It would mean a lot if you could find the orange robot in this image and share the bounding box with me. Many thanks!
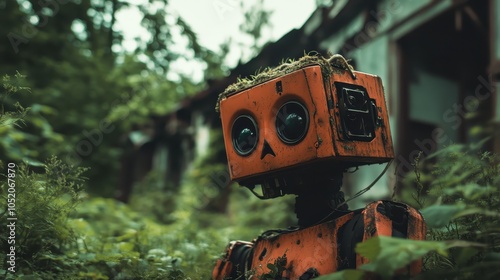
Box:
[212,54,426,279]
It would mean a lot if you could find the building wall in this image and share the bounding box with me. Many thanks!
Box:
[317,0,472,207]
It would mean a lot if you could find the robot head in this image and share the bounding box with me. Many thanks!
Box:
[217,55,394,198]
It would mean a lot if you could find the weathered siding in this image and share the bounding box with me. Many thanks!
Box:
[314,0,491,206]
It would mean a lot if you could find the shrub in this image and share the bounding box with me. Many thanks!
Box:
[316,143,500,280]
[0,157,87,279]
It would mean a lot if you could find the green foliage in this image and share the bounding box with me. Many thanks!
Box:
[1,1,290,279]
[127,169,179,224]
[106,68,203,130]
[0,157,230,279]
[317,143,500,279]
[0,73,61,166]
[356,236,486,279]
[258,253,287,280]
[1,0,231,195]
[420,203,500,229]
[4,104,498,279]
[0,128,291,279]
[239,0,273,55]
[314,270,364,280]
[11,2,497,279]
[400,144,500,278]
[0,157,87,278]
[66,197,226,279]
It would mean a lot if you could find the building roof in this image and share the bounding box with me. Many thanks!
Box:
[174,0,371,124]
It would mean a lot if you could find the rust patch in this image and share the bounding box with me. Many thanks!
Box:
[258,248,267,261]
[343,144,354,151]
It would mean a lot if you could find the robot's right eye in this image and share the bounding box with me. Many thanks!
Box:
[231,115,259,156]
[275,101,309,145]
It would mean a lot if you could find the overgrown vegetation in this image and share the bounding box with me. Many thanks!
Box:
[1,1,499,279]
[315,143,500,280]
[216,53,354,111]
[0,153,296,279]
[408,145,500,279]
[3,136,499,279]
[0,72,62,166]
[1,76,499,279]
[0,75,295,279]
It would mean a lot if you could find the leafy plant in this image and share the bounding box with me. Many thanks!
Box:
[0,73,62,166]
[410,144,500,279]
[0,157,87,278]
[315,143,500,279]
[258,254,288,280]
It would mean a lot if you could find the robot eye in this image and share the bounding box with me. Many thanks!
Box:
[231,115,259,156]
[275,101,309,145]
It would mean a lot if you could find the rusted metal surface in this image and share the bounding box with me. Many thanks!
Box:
[249,212,354,279]
[212,241,254,280]
[357,201,426,276]
[212,201,426,279]
[219,65,394,185]
[406,204,427,275]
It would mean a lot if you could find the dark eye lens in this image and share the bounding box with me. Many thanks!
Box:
[276,101,309,144]
[231,115,258,156]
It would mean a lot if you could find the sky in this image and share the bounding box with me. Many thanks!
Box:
[168,0,316,58]
[116,0,317,80]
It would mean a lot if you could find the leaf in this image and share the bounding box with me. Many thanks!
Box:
[29,103,56,115]
[455,208,500,219]
[118,242,135,253]
[355,236,487,279]
[421,204,500,228]
[469,137,492,151]
[443,183,497,200]
[454,247,479,266]
[420,204,466,228]
[314,270,364,280]
[426,144,465,159]
[355,236,449,279]
[22,158,45,167]
[266,263,278,275]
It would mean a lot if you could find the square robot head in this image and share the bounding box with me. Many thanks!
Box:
[217,55,394,198]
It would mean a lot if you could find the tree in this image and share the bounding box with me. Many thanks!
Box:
[0,0,228,195]
[238,0,273,62]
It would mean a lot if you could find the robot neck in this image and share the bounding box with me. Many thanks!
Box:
[294,171,349,228]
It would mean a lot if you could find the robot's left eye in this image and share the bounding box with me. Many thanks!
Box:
[231,115,259,156]
[275,101,309,145]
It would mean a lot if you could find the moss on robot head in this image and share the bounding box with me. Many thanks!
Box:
[215,53,355,112]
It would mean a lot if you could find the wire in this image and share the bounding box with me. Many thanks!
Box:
[309,160,394,228]
[336,160,394,210]
[248,186,267,199]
